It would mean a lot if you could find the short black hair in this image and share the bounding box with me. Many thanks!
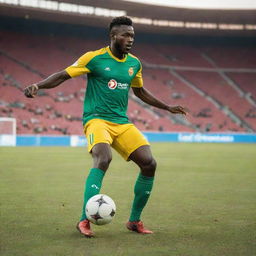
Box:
[109,16,133,32]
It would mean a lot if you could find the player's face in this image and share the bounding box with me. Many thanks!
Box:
[113,25,135,54]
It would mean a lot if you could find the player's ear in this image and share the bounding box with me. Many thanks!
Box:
[110,27,118,41]
[110,32,116,41]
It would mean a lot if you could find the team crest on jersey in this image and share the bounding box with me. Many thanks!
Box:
[128,67,134,76]
[108,79,117,90]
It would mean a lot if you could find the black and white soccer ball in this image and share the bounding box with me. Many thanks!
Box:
[85,194,116,225]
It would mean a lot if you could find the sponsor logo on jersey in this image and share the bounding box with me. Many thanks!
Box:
[108,79,118,89]
[108,79,128,90]
[128,67,134,76]
[117,83,129,90]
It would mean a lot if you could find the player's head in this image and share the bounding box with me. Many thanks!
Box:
[109,16,134,54]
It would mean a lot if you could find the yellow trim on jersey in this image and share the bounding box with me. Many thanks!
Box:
[65,47,108,77]
[131,65,143,87]
[128,52,143,88]
[106,46,128,62]
[128,52,140,61]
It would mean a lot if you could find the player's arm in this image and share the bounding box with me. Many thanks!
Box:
[24,70,71,98]
[24,51,94,98]
[132,87,187,115]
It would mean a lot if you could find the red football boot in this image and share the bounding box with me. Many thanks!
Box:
[76,219,94,238]
[126,220,153,234]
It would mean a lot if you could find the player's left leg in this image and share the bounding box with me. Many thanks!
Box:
[111,124,155,234]
[126,145,156,234]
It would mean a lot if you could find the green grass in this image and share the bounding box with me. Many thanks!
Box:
[0,143,256,256]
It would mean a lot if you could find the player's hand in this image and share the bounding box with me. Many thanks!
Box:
[24,84,39,98]
[167,105,187,115]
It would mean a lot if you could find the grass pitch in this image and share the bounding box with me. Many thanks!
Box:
[0,143,255,256]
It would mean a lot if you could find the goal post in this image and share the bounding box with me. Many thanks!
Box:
[0,117,17,146]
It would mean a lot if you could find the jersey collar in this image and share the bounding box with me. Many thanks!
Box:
[106,46,127,62]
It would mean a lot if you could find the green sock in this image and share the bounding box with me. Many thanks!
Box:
[80,168,105,221]
[129,173,154,222]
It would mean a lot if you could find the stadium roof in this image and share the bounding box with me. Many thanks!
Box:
[0,0,255,36]
[122,0,256,10]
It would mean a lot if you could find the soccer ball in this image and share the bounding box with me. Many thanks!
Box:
[85,194,116,225]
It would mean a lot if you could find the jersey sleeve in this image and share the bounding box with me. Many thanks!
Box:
[65,51,95,77]
[131,62,143,88]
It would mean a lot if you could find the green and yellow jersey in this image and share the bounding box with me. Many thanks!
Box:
[65,46,143,125]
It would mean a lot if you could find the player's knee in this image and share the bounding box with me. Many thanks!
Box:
[151,158,157,171]
[148,157,157,173]
[141,157,157,176]
[96,154,112,171]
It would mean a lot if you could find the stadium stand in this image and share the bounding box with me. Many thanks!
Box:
[1,28,255,135]
[202,46,256,69]
[136,44,213,68]
[227,73,256,100]
[178,71,255,130]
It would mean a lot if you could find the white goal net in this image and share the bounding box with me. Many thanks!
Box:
[0,117,16,146]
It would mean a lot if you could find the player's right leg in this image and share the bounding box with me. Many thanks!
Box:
[77,143,112,237]
[77,119,113,237]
